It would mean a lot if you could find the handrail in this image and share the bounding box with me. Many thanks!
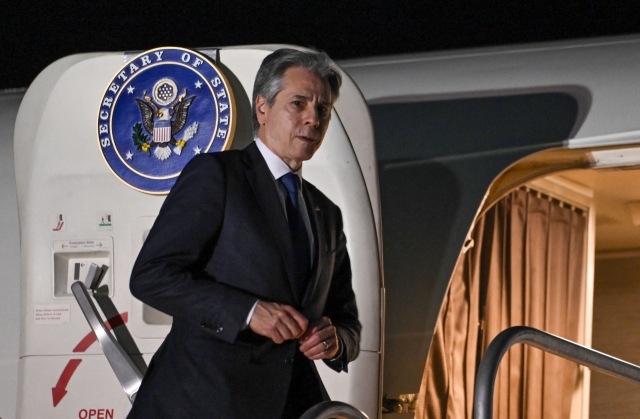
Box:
[71,281,144,403]
[474,326,640,419]
[299,401,371,419]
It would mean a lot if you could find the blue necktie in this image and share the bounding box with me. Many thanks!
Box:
[279,173,311,293]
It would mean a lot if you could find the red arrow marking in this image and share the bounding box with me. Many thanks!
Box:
[52,359,82,407]
[72,312,128,353]
[52,312,129,407]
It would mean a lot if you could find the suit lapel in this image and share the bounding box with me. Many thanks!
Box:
[301,185,326,307]
[242,144,300,304]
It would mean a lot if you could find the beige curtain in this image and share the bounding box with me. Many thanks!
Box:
[416,188,587,419]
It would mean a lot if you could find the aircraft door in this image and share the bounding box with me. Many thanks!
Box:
[13,46,381,419]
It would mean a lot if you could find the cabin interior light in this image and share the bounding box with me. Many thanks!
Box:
[589,147,640,169]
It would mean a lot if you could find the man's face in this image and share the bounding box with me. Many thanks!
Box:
[256,67,333,170]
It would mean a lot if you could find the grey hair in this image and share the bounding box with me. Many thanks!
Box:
[251,48,342,137]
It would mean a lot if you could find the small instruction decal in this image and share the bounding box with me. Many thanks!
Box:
[53,239,110,251]
[35,304,70,324]
[51,213,66,232]
[97,212,113,231]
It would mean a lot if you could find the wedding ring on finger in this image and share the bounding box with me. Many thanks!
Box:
[323,340,329,350]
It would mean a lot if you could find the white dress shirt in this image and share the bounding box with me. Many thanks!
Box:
[245,138,315,325]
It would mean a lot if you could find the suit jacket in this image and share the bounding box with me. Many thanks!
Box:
[127,142,361,419]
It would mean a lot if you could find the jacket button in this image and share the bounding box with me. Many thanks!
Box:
[215,326,224,333]
[284,357,294,364]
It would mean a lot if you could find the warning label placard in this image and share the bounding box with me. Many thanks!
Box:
[35,304,70,324]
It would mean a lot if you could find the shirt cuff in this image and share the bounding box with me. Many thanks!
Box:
[244,299,260,329]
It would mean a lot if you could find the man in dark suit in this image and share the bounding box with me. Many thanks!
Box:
[127,49,361,419]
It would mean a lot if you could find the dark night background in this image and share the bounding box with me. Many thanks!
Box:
[2,1,640,90]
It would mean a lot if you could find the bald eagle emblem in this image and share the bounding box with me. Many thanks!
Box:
[133,78,199,161]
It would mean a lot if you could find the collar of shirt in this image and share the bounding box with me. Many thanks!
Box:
[255,138,303,183]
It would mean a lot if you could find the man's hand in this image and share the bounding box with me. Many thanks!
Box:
[298,316,339,360]
[249,301,308,344]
